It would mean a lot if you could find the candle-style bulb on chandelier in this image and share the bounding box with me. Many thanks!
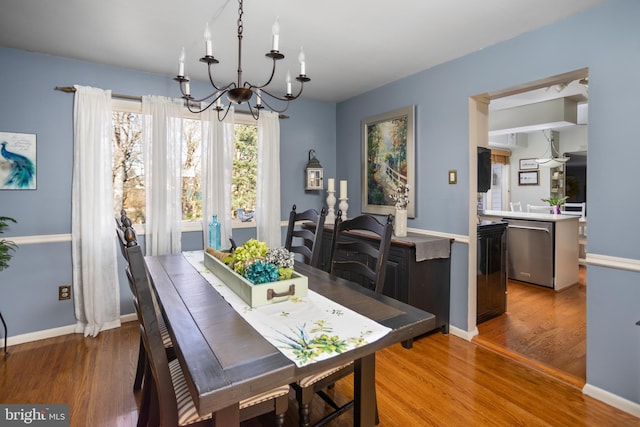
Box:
[174,0,310,121]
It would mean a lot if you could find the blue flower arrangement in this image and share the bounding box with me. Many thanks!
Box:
[244,259,280,284]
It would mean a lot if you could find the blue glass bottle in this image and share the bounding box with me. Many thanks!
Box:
[208,214,221,250]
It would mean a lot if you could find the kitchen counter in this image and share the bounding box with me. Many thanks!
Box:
[479,210,579,291]
[481,210,579,223]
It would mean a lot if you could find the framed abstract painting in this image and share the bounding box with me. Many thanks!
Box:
[0,132,37,190]
[361,106,415,217]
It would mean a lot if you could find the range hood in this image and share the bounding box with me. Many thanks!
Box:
[489,98,578,136]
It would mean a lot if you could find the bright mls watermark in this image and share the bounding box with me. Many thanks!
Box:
[0,405,69,426]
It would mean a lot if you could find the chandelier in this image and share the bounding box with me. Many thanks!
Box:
[174,0,310,120]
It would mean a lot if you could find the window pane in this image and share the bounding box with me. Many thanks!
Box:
[233,123,257,220]
[112,111,145,224]
[182,119,202,221]
[113,108,258,227]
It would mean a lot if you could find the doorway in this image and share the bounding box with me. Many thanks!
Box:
[468,68,588,387]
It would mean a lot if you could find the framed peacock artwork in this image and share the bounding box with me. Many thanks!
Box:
[0,132,37,190]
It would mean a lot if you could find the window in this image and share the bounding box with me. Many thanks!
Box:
[232,120,257,223]
[112,99,258,228]
[181,118,202,221]
[112,107,145,224]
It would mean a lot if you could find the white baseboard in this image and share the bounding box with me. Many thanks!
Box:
[449,325,478,341]
[0,312,137,348]
[119,313,138,323]
[583,383,640,418]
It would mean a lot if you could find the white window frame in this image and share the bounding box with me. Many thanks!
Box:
[111,99,258,234]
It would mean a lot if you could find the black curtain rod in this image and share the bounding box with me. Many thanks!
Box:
[54,86,288,119]
[55,86,140,101]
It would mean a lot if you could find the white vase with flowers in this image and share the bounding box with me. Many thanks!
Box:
[390,184,410,237]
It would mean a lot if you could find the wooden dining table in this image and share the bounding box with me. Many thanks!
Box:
[145,252,436,426]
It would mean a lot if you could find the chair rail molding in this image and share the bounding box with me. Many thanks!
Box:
[408,227,468,244]
[586,253,640,273]
[11,234,72,245]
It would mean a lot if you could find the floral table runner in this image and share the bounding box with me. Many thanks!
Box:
[183,250,391,368]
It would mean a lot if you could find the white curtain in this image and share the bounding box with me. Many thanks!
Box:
[142,96,183,256]
[256,111,281,248]
[72,85,120,337]
[201,107,234,249]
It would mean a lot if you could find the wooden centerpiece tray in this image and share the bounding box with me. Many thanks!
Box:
[203,250,308,307]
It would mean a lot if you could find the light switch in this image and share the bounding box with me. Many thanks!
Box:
[448,169,457,184]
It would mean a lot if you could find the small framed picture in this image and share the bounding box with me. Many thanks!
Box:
[519,158,538,170]
[518,170,539,186]
[0,131,37,190]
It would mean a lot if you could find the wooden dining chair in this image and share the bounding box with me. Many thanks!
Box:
[292,211,393,427]
[562,202,586,218]
[561,202,587,257]
[115,210,174,392]
[284,204,326,268]
[124,242,290,427]
[328,211,394,294]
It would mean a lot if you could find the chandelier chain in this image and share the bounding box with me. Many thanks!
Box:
[237,0,243,37]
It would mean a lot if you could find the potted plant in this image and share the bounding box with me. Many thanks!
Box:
[0,216,16,354]
[541,195,568,214]
[0,216,17,271]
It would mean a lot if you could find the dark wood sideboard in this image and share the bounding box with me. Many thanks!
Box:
[310,224,452,336]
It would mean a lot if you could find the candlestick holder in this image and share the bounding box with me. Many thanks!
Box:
[325,190,336,224]
[339,197,349,220]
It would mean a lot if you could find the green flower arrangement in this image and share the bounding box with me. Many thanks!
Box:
[223,238,268,275]
[223,239,295,284]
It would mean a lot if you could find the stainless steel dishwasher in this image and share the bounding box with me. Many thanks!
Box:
[506,219,554,288]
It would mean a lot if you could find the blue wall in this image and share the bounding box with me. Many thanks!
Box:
[0,46,336,335]
[336,0,640,405]
[1,0,639,409]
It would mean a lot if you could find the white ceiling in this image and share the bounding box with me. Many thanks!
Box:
[0,0,605,103]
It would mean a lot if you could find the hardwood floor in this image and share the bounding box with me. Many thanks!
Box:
[2,315,637,426]
[474,266,587,388]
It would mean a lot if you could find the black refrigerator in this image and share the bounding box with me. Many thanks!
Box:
[477,221,507,324]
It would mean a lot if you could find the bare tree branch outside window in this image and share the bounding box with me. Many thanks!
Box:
[182,119,202,221]
[112,109,258,225]
[112,111,145,223]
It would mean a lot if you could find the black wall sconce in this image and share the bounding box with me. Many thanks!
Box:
[305,149,323,190]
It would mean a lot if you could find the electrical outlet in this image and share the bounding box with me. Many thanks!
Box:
[59,285,71,300]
